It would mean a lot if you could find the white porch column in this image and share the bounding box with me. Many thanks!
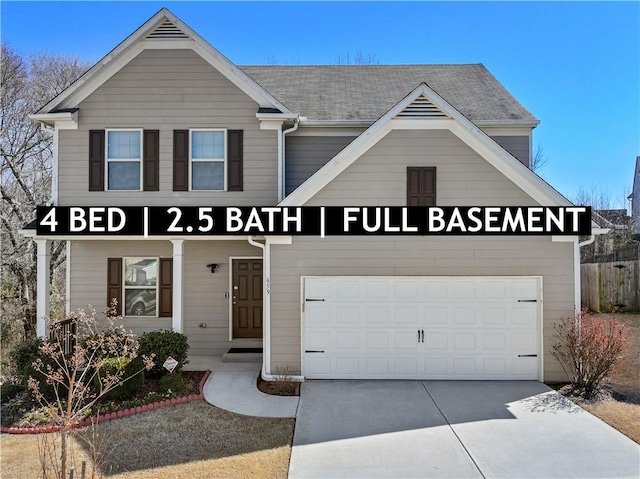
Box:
[35,239,51,337]
[171,239,184,333]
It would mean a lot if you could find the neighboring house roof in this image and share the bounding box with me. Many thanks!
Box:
[592,210,629,232]
[241,65,539,125]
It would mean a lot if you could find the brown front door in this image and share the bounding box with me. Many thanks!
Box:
[232,259,263,338]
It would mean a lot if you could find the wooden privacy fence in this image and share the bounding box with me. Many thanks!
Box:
[581,260,640,312]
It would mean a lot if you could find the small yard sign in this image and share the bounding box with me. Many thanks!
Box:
[163,356,179,373]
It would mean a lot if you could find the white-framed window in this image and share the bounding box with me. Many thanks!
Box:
[190,129,226,190]
[106,129,143,191]
[123,257,158,317]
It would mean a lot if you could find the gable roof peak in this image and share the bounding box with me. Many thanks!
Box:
[35,7,292,115]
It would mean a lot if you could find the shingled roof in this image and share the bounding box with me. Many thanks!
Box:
[240,64,538,125]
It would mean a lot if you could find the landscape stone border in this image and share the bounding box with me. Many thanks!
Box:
[0,370,211,435]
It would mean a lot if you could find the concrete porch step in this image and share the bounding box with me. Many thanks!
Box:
[222,348,263,363]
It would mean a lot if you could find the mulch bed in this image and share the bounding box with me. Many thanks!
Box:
[257,376,298,396]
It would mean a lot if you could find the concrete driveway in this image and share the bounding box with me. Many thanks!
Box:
[289,381,640,479]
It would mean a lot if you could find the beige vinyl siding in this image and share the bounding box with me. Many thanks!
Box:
[312,130,540,206]
[490,135,530,167]
[58,49,277,206]
[269,129,575,381]
[69,239,262,355]
[285,136,357,195]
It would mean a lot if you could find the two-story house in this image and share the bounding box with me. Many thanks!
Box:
[25,8,591,383]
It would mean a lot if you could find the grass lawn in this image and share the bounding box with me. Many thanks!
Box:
[1,401,294,478]
[569,312,640,444]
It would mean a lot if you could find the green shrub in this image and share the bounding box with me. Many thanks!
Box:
[0,383,24,403]
[83,330,135,361]
[138,330,189,377]
[23,354,66,402]
[95,356,145,400]
[10,338,44,381]
[158,372,187,395]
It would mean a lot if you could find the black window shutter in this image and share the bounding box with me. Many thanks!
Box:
[173,130,189,191]
[421,167,436,206]
[107,258,122,316]
[143,130,160,191]
[89,130,105,191]
[407,167,436,206]
[407,167,421,206]
[158,258,173,317]
[227,130,243,191]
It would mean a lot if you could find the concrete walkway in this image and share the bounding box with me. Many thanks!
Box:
[188,356,299,418]
[290,380,640,479]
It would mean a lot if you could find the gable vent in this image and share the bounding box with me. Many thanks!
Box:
[146,20,189,40]
[397,95,449,119]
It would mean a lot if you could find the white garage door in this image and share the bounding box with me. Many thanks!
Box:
[303,276,541,380]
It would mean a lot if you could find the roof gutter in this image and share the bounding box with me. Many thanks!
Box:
[30,111,78,129]
[298,119,541,129]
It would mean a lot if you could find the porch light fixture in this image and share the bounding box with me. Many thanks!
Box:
[206,263,219,273]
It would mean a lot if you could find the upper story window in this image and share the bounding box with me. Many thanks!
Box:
[107,129,143,190]
[190,129,226,190]
[407,167,436,206]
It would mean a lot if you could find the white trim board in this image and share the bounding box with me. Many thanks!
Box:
[279,83,571,208]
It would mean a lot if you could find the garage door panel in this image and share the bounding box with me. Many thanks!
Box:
[423,281,448,299]
[366,281,390,299]
[336,305,359,324]
[453,333,477,350]
[511,280,537,299]
[453,307,477,325]
[425,357,448,375]
[393,305,419,325]
[366,331,390,349]
[482,332,506,350]
[394,331,420,350]
[425,331,448,349]
[483,358,507,376]
[424,307,448,324]
[395,281,419,299]
[304,276,541,380]
[482,280,507,298]
[365,306,390,324]
[336,331,359,350]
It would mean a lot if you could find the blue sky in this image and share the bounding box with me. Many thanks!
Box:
[2,1,638,207]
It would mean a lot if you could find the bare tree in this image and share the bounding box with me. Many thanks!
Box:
[530,144,547,173]
[572,185,636,262]
[336,48,380,65]
[0,43,90,342]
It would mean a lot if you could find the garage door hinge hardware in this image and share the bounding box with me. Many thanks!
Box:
[518,354,538,357]
[517,299,537,302]
[305,350,325,353]
[418,329,424,343]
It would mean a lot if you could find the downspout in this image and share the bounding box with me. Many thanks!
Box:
[248,235,305,382]
[247,236,269,378]
[279,119,299,202]
[578,235,595,247]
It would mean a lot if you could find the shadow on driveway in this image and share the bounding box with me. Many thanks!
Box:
[289,380,640,479]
